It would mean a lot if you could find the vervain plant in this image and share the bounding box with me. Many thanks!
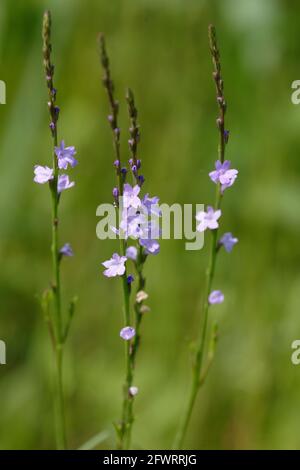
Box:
[174,24,239,448]
[34,11,78,449]
[99,34,161,450]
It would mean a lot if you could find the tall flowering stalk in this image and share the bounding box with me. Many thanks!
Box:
[99,34,160,449]
[35,11,77,449]
[174,24,238,448]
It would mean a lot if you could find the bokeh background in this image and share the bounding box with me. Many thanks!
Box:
[0,0,300,450]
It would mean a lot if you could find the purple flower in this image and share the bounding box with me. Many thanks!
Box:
[196,206,221,232]
[55,140,78,170]
[123,183,141,209]
[209,160,238,193]
[120,326,136,341]
[60,243,74,257]
[57,174,75,193]
[102,253,127,277]
[142,194,161,217]
[113,160,120,168]
[129,386,139,397]
[208,290,224,305]
[219,232,238,252]
[119,208,147,239]
[139,238,160,255]
[126,246,138,261]
[33,165,54,184]
[139,220,161,254]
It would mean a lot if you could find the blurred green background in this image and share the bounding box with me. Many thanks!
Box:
[0,0,300,450]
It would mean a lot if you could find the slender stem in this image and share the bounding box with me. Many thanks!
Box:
[173,24,227,449]
[51,135,66,450]
[125,247,146,448]
[43,11,66,449]
[174,189,221,449]
[99,35,136,449]
[118,240,133,450]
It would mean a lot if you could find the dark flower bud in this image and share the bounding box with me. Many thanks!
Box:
[112,187,119,198]
[138,175,145,185]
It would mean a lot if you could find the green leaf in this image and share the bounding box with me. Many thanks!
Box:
[78,429,111,450]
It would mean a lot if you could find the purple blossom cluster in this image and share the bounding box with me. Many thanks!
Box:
[102,183,161,277]
[102,156,160,345]
[196,158,239,306]
[34,141,77,261]
[33,140,77,193]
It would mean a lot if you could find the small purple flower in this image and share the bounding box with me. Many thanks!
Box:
[127,275,134,284]
[209,160,238,193]
[219,232,238,252]
[119,208,147,239]
[49,122,55,131]
[139,238,160,255]
[121,167,127,175]
[57,174,75,193]
[123,183,141,209]
[55,140,78,170]
[142,194,161,217]
[126,246,138,261]
[60,243,74,257]
[208,290,224,305]
[113,159,120,168]
[102,253,127,277]
[120,326,136,341]
[33,165,54,184]
[196,206,221,232]
[129,386,139,397]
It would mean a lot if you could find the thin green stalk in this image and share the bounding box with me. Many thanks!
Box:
[173,24,227,449]
[50,143,66,450]
[99,35,135,449]
[173,189,221,449]
[119,252,133,450]
[125,247,146,449]
[43,11,67,450]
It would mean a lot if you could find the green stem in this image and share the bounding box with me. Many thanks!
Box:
[174,188,221,449]
[51,133,66,450]
[118,239,134,450]
[174,24,227,449]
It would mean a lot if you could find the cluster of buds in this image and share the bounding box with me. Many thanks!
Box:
[42,11,59,136]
